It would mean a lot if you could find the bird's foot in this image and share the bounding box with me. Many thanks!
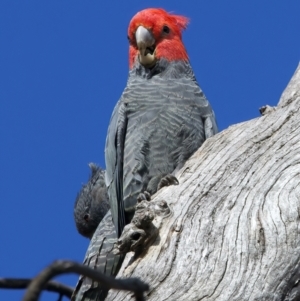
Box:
[137,191,151,202]
[116,200,156,254]
[116,225,147,254]
[157,174,179,191]
[116,197,171,255]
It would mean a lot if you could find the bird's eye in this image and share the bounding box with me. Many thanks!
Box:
[162,25,170,34]
[84,214,89,221]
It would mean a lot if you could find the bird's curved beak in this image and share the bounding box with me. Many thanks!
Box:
[135,26,156,68]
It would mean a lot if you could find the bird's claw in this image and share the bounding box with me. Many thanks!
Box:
[157,174,179,190]
[137,191,151,202]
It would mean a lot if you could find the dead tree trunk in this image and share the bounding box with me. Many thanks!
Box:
[107,63,300,301]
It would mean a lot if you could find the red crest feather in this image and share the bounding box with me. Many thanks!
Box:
[170,14,189,32]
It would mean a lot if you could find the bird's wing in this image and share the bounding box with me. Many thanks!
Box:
[105,63,218,239]
[105,101,128,237]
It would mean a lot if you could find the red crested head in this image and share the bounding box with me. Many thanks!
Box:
[127,8,189,69]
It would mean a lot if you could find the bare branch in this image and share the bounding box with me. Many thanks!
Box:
[0,278,73,298]
[107,63,300,300]
[278,62,300,107]
[22,260,149,301]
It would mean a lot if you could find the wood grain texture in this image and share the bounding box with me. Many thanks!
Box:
[104,63,300,301]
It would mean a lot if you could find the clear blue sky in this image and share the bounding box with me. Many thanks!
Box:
[1,1,299,300]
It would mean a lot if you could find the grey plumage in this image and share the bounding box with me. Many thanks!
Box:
[74,163,110,239]
[73,60,217,301]
[72,211,124,301]
[73,9,218,301]
[105,59,218,238]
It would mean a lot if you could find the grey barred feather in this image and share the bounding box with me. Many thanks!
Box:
[74,59,217,301]
[74,164,110,239]
[72,211,124,301]
[105,59,218,238]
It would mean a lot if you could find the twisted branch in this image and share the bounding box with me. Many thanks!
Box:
[21,260,148,301]
[0,278,73,299]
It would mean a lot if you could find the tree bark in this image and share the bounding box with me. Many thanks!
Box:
[107,63,300,301]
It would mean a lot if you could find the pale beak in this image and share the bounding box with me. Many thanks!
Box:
[135,26,156,67]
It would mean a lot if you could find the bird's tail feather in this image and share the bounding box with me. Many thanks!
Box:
[72,210,125,301]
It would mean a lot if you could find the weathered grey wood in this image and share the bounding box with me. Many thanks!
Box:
[107,64,300,301]
[278,62,300,108]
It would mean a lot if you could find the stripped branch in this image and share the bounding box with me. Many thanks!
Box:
[0,278,73,298]
[22,260,148,301]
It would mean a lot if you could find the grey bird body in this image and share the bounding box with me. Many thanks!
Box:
[72,60,217,301]
[73,8,218,300]
[106,59,218,237]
